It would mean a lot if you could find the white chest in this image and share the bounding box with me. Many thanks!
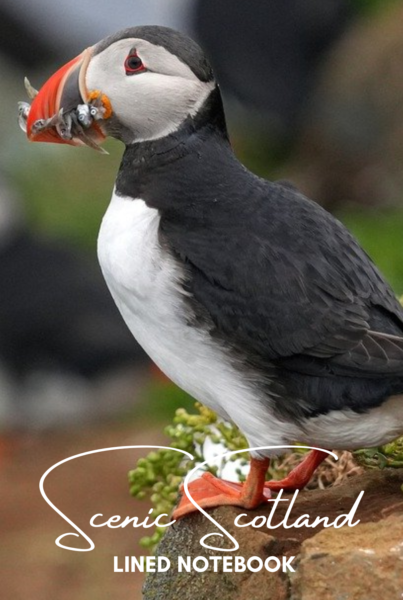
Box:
[97,191,299,451]
[97,192,234,408]
[97,192,186,362]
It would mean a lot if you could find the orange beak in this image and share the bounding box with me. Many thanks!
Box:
[26,47,106,148]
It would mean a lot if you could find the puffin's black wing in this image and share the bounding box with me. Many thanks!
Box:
[161,180,403,378]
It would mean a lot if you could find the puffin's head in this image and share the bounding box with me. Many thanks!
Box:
[20,26,217,149]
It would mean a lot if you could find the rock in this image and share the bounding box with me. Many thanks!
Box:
[293,514,403,600]
[143,468,403,600]
[143,507,289,600]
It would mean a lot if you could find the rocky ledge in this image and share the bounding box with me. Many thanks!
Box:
[143,468,403,600]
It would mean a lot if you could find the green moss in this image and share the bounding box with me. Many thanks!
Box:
[353,438,403,469]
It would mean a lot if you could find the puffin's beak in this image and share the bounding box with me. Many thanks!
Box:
[24,47,106,149]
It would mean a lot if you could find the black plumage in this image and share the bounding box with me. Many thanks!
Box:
[194,0,350,133]
[115,86,403,422]
[0,231,146,378]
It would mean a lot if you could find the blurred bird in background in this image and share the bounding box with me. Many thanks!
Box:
[194,0,351,142]
[0,173,149,432]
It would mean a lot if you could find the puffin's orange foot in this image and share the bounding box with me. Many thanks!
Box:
[265,474,310,493]
[264,449,328,492]
[173,457,271,519]
[173,472,271,519]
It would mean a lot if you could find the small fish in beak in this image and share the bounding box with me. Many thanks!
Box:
[17,101,31,134]
[24,77,39,100]
[17,48,112,153]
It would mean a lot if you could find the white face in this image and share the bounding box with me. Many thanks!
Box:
[85,38,215,144]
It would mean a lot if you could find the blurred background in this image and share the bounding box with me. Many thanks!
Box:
[1,0,403,598]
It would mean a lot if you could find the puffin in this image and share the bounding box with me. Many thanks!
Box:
[19,26,403,517]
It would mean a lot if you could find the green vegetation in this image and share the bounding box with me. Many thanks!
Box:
[11,140,121,250]
[336,207,403,295]
[352,0,400,17]
[128,403,242,551]
[353,438,403,469]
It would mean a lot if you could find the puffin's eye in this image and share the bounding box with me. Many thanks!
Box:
[124,53,145,75]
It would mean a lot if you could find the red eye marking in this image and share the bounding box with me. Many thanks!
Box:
[124,52,146,75]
